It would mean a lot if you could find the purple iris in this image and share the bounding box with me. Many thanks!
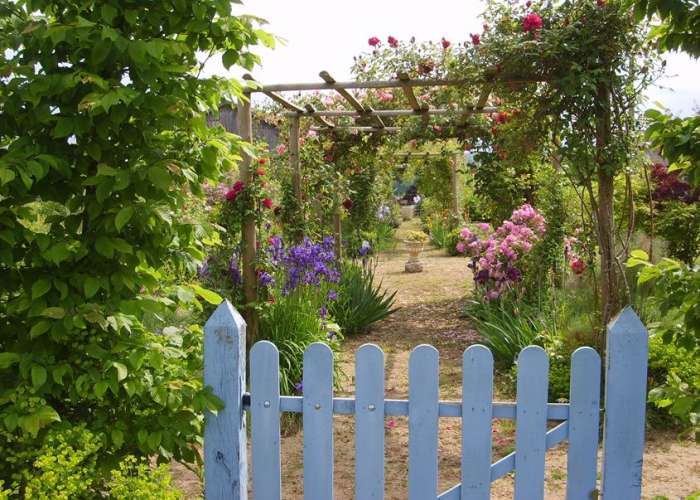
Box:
[294,381,303,393]
[258,271,275,287]
[327,289,338,301]
[229,252,242,286]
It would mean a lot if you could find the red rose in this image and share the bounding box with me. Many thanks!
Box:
[522,13,543,32]
[368,36,380,46]
[387,36,399,48]
[225,189,238,202]
[571,258,586,275]
[233,180,244,192]
[258,158,267,165]
[262,198,273,209]
[324,155,333,162]
[255,168,266,176]
[441,38,451,49]
[470,33,481,46]
[342,198,353,210]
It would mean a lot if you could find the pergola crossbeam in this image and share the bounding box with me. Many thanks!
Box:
[281,107,497,118]
[398,72,427,112]
[243,74,304,114]
[311,126,399,133]
[363,104,386,128]
[474,83,494,110]
[320,70,366,114]
[304,104,335,128]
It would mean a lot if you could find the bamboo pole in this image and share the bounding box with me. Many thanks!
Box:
[237,96,258,343]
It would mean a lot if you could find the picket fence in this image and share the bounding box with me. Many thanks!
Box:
[203,300,648,500]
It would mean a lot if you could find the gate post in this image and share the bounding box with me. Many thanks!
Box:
[204,300,248,500]
[601,306,648,499]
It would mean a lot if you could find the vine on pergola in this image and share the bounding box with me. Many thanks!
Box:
[236,0,658,339]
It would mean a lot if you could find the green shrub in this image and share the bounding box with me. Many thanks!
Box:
[464,298,546,367]
[260,289,342,396]
[329,260,398,336]
[107,456,182,500]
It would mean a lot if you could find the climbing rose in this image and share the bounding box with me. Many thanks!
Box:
[225,189,238,202]
[342,198,353,210]
[262,198,274,209]
[276,143,287,155]
[377,90,394,102]
[387,35,399,48]
[255,167,265,176]
[306,130,318,138]
[570,258,586,275]
[522,13,543,32]
[258,158,267,165]
[470,33,481,45]
[441,38,451,49]
[368,36,380,46]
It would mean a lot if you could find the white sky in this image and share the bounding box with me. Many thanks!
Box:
[203,0,700,115]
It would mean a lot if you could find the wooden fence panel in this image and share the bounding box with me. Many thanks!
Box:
[250,341,281,500]
[408,344,440,500]
[303,342,334,500]
[355,344,385,499]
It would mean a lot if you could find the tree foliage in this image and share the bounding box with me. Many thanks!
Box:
[0,0,269,491]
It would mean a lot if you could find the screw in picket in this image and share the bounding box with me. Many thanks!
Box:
[368,404,376,411]
[263,400,270,408]
[314,403,321,410]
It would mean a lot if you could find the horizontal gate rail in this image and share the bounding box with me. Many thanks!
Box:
[240,394,571,420]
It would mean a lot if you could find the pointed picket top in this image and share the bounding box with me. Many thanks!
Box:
[607,305,647,339]
[205,299,246,333]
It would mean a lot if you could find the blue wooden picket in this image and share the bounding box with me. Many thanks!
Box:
[460,345,493,500]
[250,341,281,500]
[203,300,650,500]
[514,346,549,500]
[303,342,334,500]
[408,344,440,500]
[355,344,385,499]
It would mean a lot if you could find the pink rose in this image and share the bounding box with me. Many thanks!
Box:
[470,33,481,46]
[368,36,380,46]
[441,38,451,49]
[387,36,399,48]
[522,13,543,32]
[276,144,287,155]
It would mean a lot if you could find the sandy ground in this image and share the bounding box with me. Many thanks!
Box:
[173,220,700,499]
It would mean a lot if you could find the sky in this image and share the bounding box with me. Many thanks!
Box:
[203,0,700,115]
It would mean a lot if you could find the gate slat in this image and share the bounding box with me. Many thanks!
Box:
[566,347,601,500]
[355,344,385,499]
[250,341,281,500]
[461,345,493,500]
[601,307,648,499]
[408,344,439,500]
[303,342,334,500]
[514,346,548,500]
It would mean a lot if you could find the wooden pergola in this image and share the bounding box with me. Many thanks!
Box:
[235,70,501,340]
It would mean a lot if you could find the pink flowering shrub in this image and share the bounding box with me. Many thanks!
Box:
[456,204,546,300]
[563,229,588,276]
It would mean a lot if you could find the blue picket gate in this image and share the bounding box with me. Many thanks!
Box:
[203,301,649,500]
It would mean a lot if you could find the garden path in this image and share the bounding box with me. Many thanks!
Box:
[172,219,700,498]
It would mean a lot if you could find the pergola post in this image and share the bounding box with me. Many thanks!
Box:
[237,96,258,343]
[450,153,461,226]
[289,115,302,241]
[334,198,342,260]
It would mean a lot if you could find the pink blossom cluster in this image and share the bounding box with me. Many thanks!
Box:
[455,204,546,300]
[564,229,587,275]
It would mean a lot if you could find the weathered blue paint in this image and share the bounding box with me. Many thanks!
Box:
[567,347,601,500]
[250,341,281,500]
[203,304,650,500]
[514,346,548,500]
[203,300,247,500]
[355,344,385,499]
[408,344,439,500]
[461,345,493,500]
[303,342,334,500]
[602,307,649,499]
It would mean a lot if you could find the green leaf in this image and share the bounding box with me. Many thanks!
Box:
[629,249,649,261]
[32,279,52,299]
[0,352,20,369]
[222,49,239,69]
[94,380,109,399]
[18,405,60,437]
[30,320,52,338]
[41,307,65,319]
[111,429,124,448]
[111,361,128,381]
[148,166,171,191]
[190,284,223,305]
[84,277,100,298]
[101,4,118,23]
[115,206,134,231]
[95,236,114,258]
[52,118,73,138]
[31,365,47,388]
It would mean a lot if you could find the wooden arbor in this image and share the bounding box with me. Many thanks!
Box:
[236,71,499,341]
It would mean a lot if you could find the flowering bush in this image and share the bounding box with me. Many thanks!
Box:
[456,204,546,300]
